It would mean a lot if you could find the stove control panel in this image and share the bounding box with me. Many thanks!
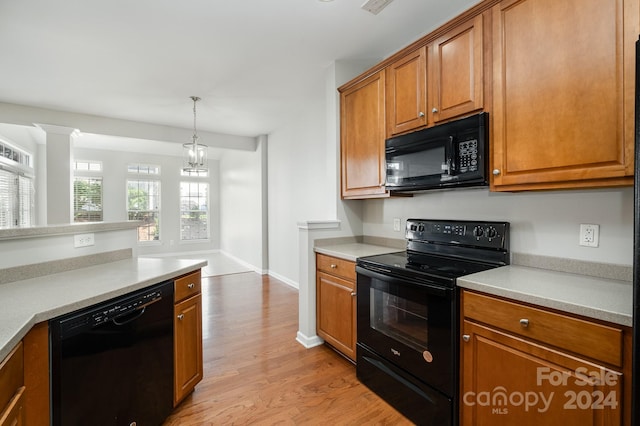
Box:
[405,219,509,250]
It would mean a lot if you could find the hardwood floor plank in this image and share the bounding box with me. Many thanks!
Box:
[163,272,411,425]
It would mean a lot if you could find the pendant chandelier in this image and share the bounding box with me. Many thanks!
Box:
[182,96,208,173]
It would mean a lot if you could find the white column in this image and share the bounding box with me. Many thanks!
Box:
[296,220,340,348]
[36,124,78,225]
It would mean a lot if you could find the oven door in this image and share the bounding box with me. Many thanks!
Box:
[356,265,457,397]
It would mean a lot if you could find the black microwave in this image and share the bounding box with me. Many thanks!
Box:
[385,112,489,192]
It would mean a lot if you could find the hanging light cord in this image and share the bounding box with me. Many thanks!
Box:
[191,96,200,147]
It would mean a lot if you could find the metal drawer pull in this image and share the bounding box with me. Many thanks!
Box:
[462,334,470,342]
[187,283,195,289]
[351,292,357,296]
[177,314,184,320]
[520,318,529,328]
[330,264,337,268]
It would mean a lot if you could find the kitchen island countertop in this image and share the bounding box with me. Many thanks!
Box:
[0,256,206,361]
[457,264,632,327]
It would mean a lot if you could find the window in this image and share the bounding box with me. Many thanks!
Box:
[0,142,31,168]
[0,139,34,229]
[180,181,209,241]
[127,164,160,175]
[73,177,103,222]
[73,160,103,223]
[74,160,102,172]
[0,168,34,229]
[127,163,161,242]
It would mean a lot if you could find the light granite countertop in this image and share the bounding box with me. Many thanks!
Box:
[0,257,206,361]
[314,242,403,262]
[457,265,632,327]
[313,240,632,328]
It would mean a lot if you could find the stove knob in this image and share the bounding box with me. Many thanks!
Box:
[417,224,425,232]
[487,227,497,239]
[473,226,484,238]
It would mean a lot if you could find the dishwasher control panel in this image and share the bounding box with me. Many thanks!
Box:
[91,289,164,325]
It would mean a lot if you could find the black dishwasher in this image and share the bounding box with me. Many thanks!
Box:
[50,280,174,426]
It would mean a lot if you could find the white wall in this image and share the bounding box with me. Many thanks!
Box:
[266,93,338,286]
[219,139,267,273]
[362,187,633,265]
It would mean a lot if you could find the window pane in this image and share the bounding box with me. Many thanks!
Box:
[0,169,34,229]
[127,179,160,242]
[180,181,209,240]
[74,177,103,222]
[128,163,160,175]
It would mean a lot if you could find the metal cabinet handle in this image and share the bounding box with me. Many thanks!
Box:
[351,292,357,296]
[330,264,337,269]
[419,111,425,117]
[462,334,470,342]
[432,107,438,113]
[187,283,195,289]
[492,169,501,176]
[520,318,529,328]
[177,314,184,320]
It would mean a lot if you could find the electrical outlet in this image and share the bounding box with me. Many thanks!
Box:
[74,233,95,248]
[393,218,401,232]
[579,224,599,248]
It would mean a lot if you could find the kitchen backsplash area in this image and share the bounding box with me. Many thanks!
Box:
[362,186,632,267]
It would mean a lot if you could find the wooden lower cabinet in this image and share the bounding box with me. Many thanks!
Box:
[461,290,630,425]
[316,254,357,361]
[22,323,49,426]
[174,270,204,406]
[0,343,24,426]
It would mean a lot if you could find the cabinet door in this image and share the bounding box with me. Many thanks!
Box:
[340,70,387,199]
[316,271,356,361]
[174,294,203,406]
[491,0,637,191]
[461,320,622,426]
[0,387,24,426]
[386,46,428,136]
[430,14,484,123]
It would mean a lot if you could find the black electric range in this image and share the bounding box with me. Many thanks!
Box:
[355,219,510,426]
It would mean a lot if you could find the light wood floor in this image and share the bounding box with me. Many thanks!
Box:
[163,272,412,425]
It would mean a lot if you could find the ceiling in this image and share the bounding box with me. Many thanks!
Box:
[0,0,480,145]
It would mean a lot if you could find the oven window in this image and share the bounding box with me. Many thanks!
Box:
[370,287,428,353]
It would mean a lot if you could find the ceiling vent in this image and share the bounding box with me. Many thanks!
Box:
[361,0,395,15]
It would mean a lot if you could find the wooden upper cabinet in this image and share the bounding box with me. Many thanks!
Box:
[340,70,387,199]
[430,14,484,124]
[491,0,637,191]
[386,14,484,137]
[386,46,428,137]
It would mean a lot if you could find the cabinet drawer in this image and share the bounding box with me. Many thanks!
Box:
[175,270,202,303]
[462,291,623,367]
[316,254,356,281]
[0,342,23,416]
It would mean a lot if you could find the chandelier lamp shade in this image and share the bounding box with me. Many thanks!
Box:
[182,96,208,173]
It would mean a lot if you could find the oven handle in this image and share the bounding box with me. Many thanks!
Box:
[356,265,451,298]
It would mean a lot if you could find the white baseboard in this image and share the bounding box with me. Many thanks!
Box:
[268,270,299,290]
[296,331,324,349]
